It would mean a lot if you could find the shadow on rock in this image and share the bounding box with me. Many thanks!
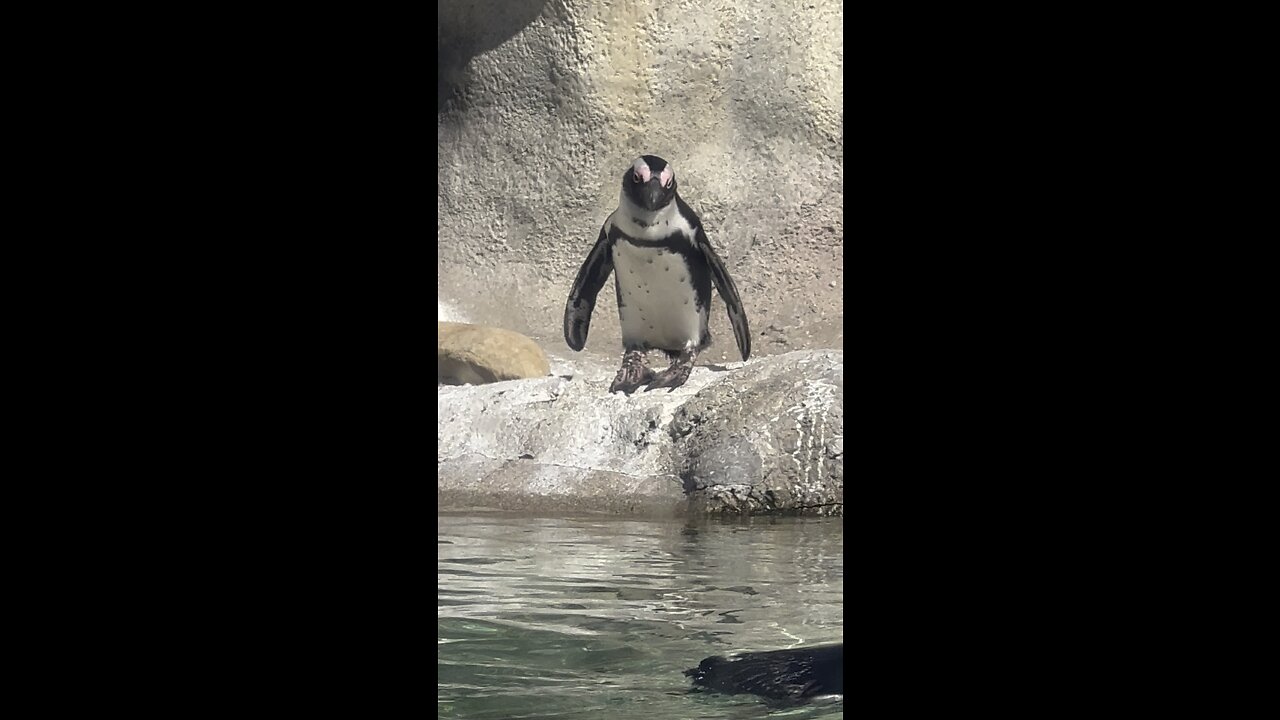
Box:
[438,0,548,112]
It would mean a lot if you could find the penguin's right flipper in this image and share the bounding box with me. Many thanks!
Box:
[563,226,614,351]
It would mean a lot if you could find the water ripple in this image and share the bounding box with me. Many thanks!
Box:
[439,514,843,719]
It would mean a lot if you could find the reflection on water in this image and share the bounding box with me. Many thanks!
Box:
[438,512,844,719]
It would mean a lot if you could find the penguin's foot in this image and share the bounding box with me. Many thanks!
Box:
[645,350,696,391]
[610,350,654,394]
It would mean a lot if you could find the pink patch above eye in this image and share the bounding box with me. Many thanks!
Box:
[632,159,652,182]
[659,166,674,186]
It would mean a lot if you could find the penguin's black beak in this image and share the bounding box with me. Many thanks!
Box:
[641,181,666,210]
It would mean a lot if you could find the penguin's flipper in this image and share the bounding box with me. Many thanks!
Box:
[696,226,751,361]
[563,226,615,351]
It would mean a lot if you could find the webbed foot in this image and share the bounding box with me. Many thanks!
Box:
[609,350,655,394]
[643,350,695,392]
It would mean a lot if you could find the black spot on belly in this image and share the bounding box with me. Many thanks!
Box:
[665,266,670,272]
[648,258,654,264]
[678,276,686,282]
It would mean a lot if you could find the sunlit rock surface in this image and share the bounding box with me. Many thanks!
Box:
[437,349,842,515]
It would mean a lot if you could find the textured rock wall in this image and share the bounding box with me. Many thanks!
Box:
[437,0,843,364]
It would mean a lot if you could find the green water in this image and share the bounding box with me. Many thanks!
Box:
[438,512,844,719]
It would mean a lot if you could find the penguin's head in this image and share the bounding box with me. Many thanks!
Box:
[622,155,677,211]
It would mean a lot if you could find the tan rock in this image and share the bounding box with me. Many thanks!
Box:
[439,321,550,385]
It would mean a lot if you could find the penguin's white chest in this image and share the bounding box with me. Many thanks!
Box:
[611,239,704,351]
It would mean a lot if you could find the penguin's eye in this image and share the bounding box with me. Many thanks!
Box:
[663,177,674,189]
[632,173,642,183]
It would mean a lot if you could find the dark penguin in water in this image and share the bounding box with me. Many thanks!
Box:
[563,155,751,394]
[685,642,843,702]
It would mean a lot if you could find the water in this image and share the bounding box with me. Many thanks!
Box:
[438,512,844,719]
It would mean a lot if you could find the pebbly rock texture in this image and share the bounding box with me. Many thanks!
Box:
[437,349,842,515]
[437,0,844,364]
[439,321,551,385]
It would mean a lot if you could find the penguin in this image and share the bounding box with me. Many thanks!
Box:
[684,642,843,701]
[563,155,751,394]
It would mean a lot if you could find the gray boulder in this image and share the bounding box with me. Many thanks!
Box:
[672,351,843,515]
[437,349,842,515]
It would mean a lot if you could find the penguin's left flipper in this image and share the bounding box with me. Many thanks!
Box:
[563,226,615,351]
[695,226,751,362]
